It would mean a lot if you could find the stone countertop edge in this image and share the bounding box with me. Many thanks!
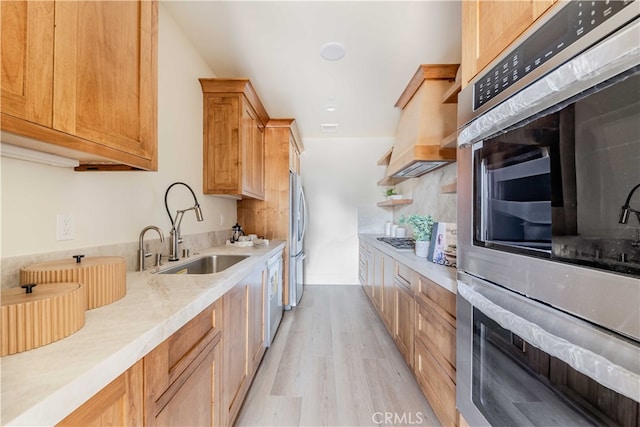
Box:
[0,241,286,427]
[359,234,457,294]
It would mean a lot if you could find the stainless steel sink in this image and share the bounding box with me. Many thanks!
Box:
[158,255,249,274]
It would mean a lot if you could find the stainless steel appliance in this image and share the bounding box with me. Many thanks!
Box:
[265,250,283,347]
[288,171,307,308]
[456,1,640,425]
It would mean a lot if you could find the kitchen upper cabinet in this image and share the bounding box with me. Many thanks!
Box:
[57,360,143,426]
[1,1,54,127]
[144,299,222,427]
[236,119,304,305]
[461,0,557,87]
[200,79,269,200]
[1,0,158,171]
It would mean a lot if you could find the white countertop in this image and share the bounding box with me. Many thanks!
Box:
[359,234,457,293]
[0,241,286,426]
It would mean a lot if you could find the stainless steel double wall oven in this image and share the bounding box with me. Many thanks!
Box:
[456,1,640,425]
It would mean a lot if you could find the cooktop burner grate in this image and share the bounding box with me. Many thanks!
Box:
[376,237,416,251]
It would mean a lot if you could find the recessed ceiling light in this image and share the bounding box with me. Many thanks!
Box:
[320,42,346,61]
[320,123,339,133]
[325,104,337,112]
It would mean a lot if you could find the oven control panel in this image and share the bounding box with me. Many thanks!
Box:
[474,0,634,109]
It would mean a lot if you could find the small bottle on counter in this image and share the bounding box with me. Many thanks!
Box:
[385,221,392,236]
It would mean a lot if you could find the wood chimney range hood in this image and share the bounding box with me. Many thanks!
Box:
[379,64,459,186]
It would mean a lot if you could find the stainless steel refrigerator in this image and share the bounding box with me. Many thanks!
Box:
[288,171,307,308]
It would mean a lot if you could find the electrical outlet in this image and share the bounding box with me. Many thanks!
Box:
[56,213,75,241]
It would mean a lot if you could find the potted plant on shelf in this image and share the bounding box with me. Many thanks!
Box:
[385,188,402,200]
[402,214,435,257]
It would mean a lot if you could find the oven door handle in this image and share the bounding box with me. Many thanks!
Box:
[458,280,640,402]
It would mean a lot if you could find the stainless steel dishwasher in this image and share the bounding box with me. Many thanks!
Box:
[265,250,284,347]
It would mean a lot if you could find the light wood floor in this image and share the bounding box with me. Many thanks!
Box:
[235,285,440,427]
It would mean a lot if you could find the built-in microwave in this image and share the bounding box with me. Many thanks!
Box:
[456,1,640,425]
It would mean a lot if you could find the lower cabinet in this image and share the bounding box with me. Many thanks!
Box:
[57,360,144,426]
[359,239,459,427]
[414,273,457,427]
[144,298,223,427]
[393,271,414,369]
[380,253,395,334]
[63,261,268,427]
[223,266,266,426]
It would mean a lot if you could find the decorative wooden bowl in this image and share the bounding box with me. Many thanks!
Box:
[20,256,126,310]
[1,282,86,356]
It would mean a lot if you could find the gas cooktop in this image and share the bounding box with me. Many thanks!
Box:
[376,237,415,251]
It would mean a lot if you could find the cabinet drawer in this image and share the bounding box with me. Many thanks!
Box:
[414,338,457,427]
[415,273,455,325]
[415,297,456,381]
[168,299,221,384]
[395,261,413,293]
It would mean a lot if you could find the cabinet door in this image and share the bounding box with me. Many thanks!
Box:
[394,281,414,369]
[372,249,383,312]
[203,95,241,195]
[144,300,221,426]
[241,103,265,199]
[155,339,221,427]
[380,253,395,334]
[52,1,157,163]
[1,1,54,127]
[461,0,556,86]
[248,268,265,370]
[57,360,143,426]
[223,280,249,425]
[414,338,457,427]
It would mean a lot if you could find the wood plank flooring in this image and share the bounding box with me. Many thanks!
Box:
[235,285,440,427]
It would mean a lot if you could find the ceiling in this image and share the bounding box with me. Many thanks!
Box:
[163,1,462,140]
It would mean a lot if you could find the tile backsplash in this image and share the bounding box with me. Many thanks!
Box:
[395,162,457,224]
[1,229,232,290]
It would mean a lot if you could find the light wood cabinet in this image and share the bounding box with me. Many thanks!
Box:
[393,261,414,369]
[414,273,457,427]
[57,360,144,426]
[461,0,557,87]
[223,265,266,426]
[199,79,270,200]
[237,119,304,306]
[380,253,395,334]
[1,0,158,171]
[359,239,459,426]
[144,299,222,427]
[359,242,374,301]
[223,279,249,425]
[248,268,266,370]
[289,135,301,174]
[371,248,384,312]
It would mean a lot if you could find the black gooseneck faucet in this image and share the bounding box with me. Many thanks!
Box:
[618,183,640,225]
[164,182,204,261]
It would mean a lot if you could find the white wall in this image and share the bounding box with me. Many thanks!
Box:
[0,5,237,258]
[301,137,392,285]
